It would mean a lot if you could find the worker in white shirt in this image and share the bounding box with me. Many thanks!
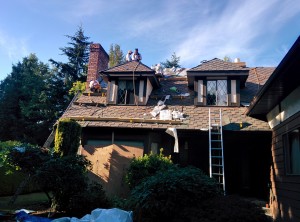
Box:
[126,50,133,62]
[132,48,142,61]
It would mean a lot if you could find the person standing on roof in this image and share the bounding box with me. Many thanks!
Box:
[126,50,133,62]
[132,48,142,61]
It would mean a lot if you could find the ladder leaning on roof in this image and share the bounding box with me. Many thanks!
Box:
[209,108,225,194]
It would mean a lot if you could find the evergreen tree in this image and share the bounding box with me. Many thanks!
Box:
[109,44,125,68]
[49,25,91,87]
[0,54,68,145]
[161,52,181,68]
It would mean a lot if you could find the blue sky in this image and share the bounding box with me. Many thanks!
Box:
[1,0,300,81]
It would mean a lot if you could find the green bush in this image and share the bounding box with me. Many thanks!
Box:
[128,166,221,222]
[54,119,81,156]
[125,148,173,189]
[35,155,91,211]
[180,195,272,222]
[68,182,111,216]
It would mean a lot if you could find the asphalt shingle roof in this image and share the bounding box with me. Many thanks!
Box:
[189,58,249,71]
[103,61,153,73]
[62,64,274,131]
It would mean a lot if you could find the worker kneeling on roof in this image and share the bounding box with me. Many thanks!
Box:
[89,79,101,92]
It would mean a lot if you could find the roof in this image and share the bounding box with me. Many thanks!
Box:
[247,36,300,121]
[100,60,160,88]
[187,58,250,87]
[189,58,249,71]
[62,66,273,132]
[102,61,154,73]
[241,67,275,104]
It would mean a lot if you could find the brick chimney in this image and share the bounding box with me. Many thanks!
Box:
[86,43,109,88]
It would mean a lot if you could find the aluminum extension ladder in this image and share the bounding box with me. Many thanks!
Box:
[209,108,225,194]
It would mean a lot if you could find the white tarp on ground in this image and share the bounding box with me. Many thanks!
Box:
[52,208,133,222]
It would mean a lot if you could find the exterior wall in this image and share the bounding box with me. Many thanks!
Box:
[82,144,143,197]
[270,111,300,221]
[80,127,271,200]
[86,44,109,88]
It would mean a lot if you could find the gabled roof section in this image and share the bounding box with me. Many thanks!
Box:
[103,61,154,73]
[187,58,250,87]
[101,60,159,88]
[189,58,249,71]
[241,67,275,104]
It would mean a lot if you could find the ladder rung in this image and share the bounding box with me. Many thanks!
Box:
[212,173,223,176]
[211,140,222,142]
[211,156,222,158]
[211,148,222,150]
[210,111,220,114]
[212,164,223,167]
[211,124,219,126]
[211,132,221,135]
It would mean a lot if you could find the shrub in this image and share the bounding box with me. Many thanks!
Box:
[128,166,221,222]
[179,195,272,222]
[125,148,173,189]
[35,155,91,211]
[54,119,81,156]
[68,182,111,216]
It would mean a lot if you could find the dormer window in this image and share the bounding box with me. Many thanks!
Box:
[107,79,146,105]
[187,58,248,107]
[195,78,238,106]
[207,79,228,106]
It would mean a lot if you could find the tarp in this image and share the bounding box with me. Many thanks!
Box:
[52,208,133,222]
[15,208,133,222]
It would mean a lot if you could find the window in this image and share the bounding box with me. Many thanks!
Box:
[207,80,228,106]
[108,79,147,105]
[197,80,204,103]
[118,80,135,104]
[284,129,300,175]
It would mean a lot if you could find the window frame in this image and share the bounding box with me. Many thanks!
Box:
[194,77,240,107]
[107,78,147,105]
[283,128,300,175]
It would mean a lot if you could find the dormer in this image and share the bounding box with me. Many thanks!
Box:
[100,61,160,105]
[187,58,249,106]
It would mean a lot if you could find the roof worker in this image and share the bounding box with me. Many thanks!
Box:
[89,79,101,93]
[126,50,133,62]
[132,48,142,61]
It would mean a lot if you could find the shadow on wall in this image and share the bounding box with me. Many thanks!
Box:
[82,144,143,198]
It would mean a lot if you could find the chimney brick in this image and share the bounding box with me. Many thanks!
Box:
[86,44,109,88]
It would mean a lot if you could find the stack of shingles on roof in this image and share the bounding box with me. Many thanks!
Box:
[62,59,275,131]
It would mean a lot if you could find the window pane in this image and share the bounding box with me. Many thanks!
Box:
[289,129,300,174]
[217,80,228,106]
[207,81,216,105]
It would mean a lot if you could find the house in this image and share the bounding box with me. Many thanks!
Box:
[61,43,275,198]
[247,36,300,221]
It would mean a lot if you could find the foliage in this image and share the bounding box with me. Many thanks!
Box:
[0,54,69,145]
[35,155,91,211]
[6,144,50,174]
[69,81,86,96]
[128,166,221,222]
[125,148,173,189]
[224,55,232,62]
[68,182,111,216]
[49,25,91,87]
[0,141,22,171]
[109,44,125,67]
[54,119,82,156]
[180,195,272,222]
[161,52,181,68]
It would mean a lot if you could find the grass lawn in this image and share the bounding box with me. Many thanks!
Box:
[0,192,50,212]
